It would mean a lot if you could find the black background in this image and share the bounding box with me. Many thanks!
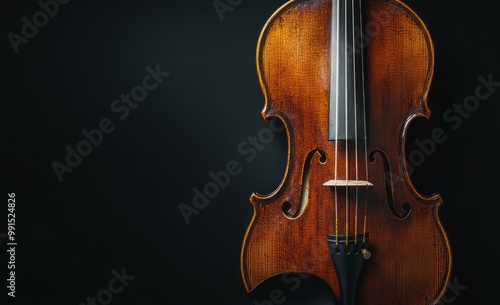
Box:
[1,0,499,304]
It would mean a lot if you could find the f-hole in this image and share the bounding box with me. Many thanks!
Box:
[369,149,411,219]
[282,149,327,218]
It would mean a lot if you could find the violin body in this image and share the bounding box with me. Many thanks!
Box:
[240,0,452,304]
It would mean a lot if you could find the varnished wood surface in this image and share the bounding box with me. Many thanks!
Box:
[240,0,452,304]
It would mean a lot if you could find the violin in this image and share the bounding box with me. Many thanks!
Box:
[240,0,452,304]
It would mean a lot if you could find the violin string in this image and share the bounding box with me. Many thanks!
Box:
[334,0,340,246]
[344,0,349,245]
[359,0,369,243]
[352,0,359,245]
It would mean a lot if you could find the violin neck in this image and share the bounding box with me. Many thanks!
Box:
[328,0,367,141]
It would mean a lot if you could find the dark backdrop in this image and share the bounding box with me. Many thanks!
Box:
[1,0,498,304]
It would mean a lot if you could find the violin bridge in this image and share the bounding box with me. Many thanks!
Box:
[323,180,373,187]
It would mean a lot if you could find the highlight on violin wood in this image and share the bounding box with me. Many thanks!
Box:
[240,1,452,304]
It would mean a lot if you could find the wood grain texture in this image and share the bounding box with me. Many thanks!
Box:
[240,0,452,304]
